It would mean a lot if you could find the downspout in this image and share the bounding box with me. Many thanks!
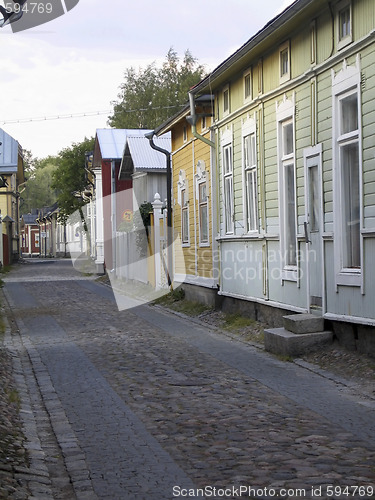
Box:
[111,160,116,271]
[188,92,215,148]
[145,132,173,288]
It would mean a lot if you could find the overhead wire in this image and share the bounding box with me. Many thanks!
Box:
[1,103,187,125]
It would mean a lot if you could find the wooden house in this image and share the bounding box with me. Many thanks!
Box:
[0,129,24,266]
[20,212,39,257]
[189,0,375,355]
[154,97,218,305]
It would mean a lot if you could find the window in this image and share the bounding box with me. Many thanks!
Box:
[279,41,290,84]
[337,0,352,50]
[223,142,234,234]
[243,69,252,102]
[223,85,230,116]
[281,120,297,267]
[198,183,209,244]
[310,21,317,65]
[177,170,190,246]
[201,115,207,131]
[181,189,189,244]
[338,92,360,269]
[339,7,350,40]
[276,94,296,280]
[195,160,209,245]
[242,116,258,232]
[332,56,362,286]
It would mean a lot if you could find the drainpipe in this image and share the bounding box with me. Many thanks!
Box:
[187,92,215,148]
[145,131,172,288]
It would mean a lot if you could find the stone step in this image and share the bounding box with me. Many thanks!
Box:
[283,313,324,334]
[264,327,332,357]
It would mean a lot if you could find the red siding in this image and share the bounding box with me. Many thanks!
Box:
[101,160,133,270]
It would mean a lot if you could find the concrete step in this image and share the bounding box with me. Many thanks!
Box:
[264,327,333,357]
[283,313,324,334]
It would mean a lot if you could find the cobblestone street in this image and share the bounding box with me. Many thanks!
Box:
[2,259,375,499]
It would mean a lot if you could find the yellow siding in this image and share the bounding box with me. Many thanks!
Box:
[171,116,214,282]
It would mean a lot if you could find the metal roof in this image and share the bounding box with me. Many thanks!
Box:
[95,129,152,160]
[0,128,19,172]
[21,214,38,225]
[126,133,171,171]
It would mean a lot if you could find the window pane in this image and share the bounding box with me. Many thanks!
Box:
[340,93,358,134]
[181,189,189,243]
[246,170,257,231]
[199,183,208,243]
[285,163,297,266]
[199,193,208,243]
[308,164,320,232]
[223,145,232,174]
[244,73,251,99]
[199,183,207,202]
[280,49,289,76]
[339,7,350,40]
[283,121,294,156]
[341,143,360,268]
[223,89,229,112]
[224,176,233,233]
[182,208,189,243]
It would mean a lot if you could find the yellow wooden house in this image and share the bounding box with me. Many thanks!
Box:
[0,129,24,266]
[155,96,219,305]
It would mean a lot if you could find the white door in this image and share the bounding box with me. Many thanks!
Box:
[304,146,323,313]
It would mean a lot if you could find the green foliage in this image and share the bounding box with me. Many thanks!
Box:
[20,153,60,214]
[108,48,206,129]
[138,202,153,236]
[51,137,95,221]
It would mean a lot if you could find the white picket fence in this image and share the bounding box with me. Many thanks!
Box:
[114,230,148,283]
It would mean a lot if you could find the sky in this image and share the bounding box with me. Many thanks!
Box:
[0,0,295,159]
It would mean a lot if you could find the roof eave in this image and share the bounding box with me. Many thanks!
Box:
[190,0,316,95]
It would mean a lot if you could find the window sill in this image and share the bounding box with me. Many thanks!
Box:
[336,271,361,287]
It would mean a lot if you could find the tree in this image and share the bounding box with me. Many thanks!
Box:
[108,48,206,129]
[20,153,59,214]
[51,137,95,222]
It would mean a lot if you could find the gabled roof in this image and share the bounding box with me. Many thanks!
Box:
[119,133,171,178]
[0,128,19,173]
[21,213,38,225]
[128,133,171,170]
[95,129,152,160]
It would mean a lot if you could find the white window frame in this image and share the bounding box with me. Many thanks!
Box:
[242,115,258,233]
[279,41,291,84]
[221,129,234,234]
[177,170,190,247]
[332,56,362,289]
[243,68,252,104]
[195,160,209,246]
[336,0,352,51]
[277,94,297,281]
[223,84,230,117]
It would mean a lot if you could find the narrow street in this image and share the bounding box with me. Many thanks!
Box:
[2,259,375,500]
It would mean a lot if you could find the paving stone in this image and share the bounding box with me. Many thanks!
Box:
[1,259,375,499]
